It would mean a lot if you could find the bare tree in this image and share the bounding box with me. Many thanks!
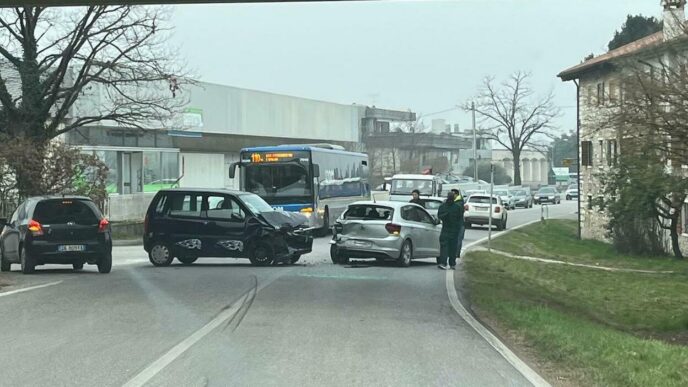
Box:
[0,6,189,195]
[468,72,559,185]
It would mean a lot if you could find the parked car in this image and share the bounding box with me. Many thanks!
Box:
[493,188,515,210]
[510,188,533,208]
[464,194,508,230]
[534,187,561,205]
[565,184,579,200]
[0,196,112,274]
[143,188,313,266]
[330,201,441,267]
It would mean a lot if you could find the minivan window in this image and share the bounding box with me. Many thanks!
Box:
[168,194,202,217]
[33,200,99,225]
[206,195,245,222]
[343,205,393,220]
[390,179,433,195]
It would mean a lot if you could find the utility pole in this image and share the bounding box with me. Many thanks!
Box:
[472,101,478,181]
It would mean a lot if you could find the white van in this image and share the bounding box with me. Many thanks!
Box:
[388,174,444,202]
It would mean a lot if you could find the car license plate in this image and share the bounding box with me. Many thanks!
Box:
[58,245,85,252]
[475,207,489,211]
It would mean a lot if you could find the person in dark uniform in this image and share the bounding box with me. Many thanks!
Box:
[451,189,466,260]
[409,189,423,205]
[437,191,462,270]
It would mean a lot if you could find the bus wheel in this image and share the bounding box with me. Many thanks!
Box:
[317,209,330,237]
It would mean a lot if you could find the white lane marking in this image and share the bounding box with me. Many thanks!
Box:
[0,280,63,298]
[122,271,286,387]
[447,217,562,387]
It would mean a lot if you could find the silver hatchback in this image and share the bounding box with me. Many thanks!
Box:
[330,201,442,267]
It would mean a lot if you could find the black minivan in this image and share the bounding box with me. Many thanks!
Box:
[0,196,112,274]
[143,189,313,266]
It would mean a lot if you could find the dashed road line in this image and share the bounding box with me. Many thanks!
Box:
[0,280,64,298]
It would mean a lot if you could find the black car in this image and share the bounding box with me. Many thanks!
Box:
[143,189,313,266]
[533,187,561,205]
[0,196,112,274]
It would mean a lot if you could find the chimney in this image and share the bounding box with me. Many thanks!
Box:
[663,0,686,41]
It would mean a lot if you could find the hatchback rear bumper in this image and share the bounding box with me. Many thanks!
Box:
[332,236,402,259]
[465,216,502,225]
[27,240,110,264]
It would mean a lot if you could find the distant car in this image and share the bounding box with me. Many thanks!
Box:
[493,189,515,210]
[464,194,508,230]
[143,188,313,266]
[565,185,579,200]
[0,196,112,274]
[534,187,561,205]
[510,189,533,208]
[417,196,445,217]
[330,201,441,267]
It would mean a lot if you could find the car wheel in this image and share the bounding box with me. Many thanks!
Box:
[149,243,173,267]
[250,242,274,266]
[398,240,412,267]
[0,248,10,272]
[177,256,198,265]
[330,244,339,264]
[73,262,84,271]
[566,195,571,200]
[97,251,112,274]
[317,209,330,238]
[289,254,301,264]
[20,247,35,274]
[502,217,507,230]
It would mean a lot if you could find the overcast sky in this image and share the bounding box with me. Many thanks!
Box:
[170,0,661,135]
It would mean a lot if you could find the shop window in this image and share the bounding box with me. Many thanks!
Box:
[143,151,180,193]
[581,141,593,166]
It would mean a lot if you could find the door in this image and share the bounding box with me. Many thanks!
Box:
[122,153,132,194]
[203,194,250,257]
[400,205,429,256]
[164,192,206,257]
[1,203,25,262]
[414,207,441,257]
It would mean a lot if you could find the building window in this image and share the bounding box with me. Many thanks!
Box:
[598,140,604,164]
[608,81,616,103]
[581,141,593,166]
[683,202,688,236]
[610,140,618,165]
[597,82,605,105]
[587,86,593,106]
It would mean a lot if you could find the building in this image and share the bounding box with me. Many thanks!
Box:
[491,148,549,187]
[558,0,688,250]
[62,81,415,221]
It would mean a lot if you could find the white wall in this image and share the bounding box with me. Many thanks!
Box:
[179,152,226,188]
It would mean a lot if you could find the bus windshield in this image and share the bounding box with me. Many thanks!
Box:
[390,179,433,195]
[244,163,312,203]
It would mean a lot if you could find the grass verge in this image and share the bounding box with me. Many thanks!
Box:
[464,220,688,386]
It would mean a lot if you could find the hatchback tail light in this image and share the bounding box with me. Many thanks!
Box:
[385,223,402,235]
[98,218,110,233]
[464,204,469,211]
[28,219,44,236]
[494,206,501,214]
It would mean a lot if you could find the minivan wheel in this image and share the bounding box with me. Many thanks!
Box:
[398,240,412,267]
[1,249,10,272]
[250,243,274,266]
[149,243,173,267]
[20,248,35,274]
[73,262,84,271]
[177,256,198,265]
[98,252,112,274]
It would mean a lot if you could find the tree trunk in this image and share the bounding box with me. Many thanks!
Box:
[670,211,684,259]
[512,150,522,186]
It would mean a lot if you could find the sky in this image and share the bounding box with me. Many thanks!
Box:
[169,0,661,136]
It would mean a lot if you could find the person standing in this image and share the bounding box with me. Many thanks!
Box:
[409,189,422,205]
[451,189,466,260]
[437,191,462,270]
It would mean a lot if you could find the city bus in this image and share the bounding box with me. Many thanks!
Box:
[229,144,370,234]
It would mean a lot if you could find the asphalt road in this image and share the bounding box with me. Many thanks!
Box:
[0,201,577,387]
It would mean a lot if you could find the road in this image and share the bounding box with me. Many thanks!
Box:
[0,202,576,387]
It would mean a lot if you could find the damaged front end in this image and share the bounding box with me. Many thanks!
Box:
[256,211,314,263]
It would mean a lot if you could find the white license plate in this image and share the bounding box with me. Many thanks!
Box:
[475,207,489,211]
[58,245,85,252]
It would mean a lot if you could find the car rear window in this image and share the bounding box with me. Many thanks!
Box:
[33,200,99,225]
[468,196,498,204]
[343,205,393,220]
[422,200,443,210]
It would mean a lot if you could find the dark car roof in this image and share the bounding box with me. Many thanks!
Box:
[28,195,93,201]
[157,188,250,196]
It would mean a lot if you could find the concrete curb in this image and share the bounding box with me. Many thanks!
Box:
[113,239,143,247]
